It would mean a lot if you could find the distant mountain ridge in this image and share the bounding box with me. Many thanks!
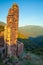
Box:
[19,25,43,37]
[0,21,6,26]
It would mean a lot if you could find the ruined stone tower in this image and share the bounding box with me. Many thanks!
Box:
[4,4,24,57]
[4,4,19,56]
[7,4,19,45]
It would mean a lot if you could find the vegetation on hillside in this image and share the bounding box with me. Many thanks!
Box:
[18,36,43,56]
[0,25,4,32]
[18,32,27,39]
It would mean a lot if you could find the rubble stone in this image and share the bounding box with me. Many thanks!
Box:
[4,4,24,57]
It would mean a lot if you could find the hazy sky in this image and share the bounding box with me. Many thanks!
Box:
[0,0,43,27]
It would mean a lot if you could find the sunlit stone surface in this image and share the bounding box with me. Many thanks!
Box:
[4,4,24,57]
[4,4,19,56]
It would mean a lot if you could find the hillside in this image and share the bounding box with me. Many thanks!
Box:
[18,36,43,55]
[18,32,27,39]
[0,21,5,26]
[19,25,43,38]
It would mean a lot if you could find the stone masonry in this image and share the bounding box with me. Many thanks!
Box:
[7,4,19,45]
[4,4,19,57]
[4,4,24,57]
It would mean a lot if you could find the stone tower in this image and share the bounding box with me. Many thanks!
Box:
[4,4,19,57]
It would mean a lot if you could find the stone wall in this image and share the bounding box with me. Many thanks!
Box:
[4,4,24,57]
[6,4,19,45]
[4,4,19,56]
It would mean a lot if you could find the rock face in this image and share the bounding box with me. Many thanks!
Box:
[0,36,4,46]
[7,4,19,45]
[4,4,19,57]
[4,4,24,57]
[17,42,24,56]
